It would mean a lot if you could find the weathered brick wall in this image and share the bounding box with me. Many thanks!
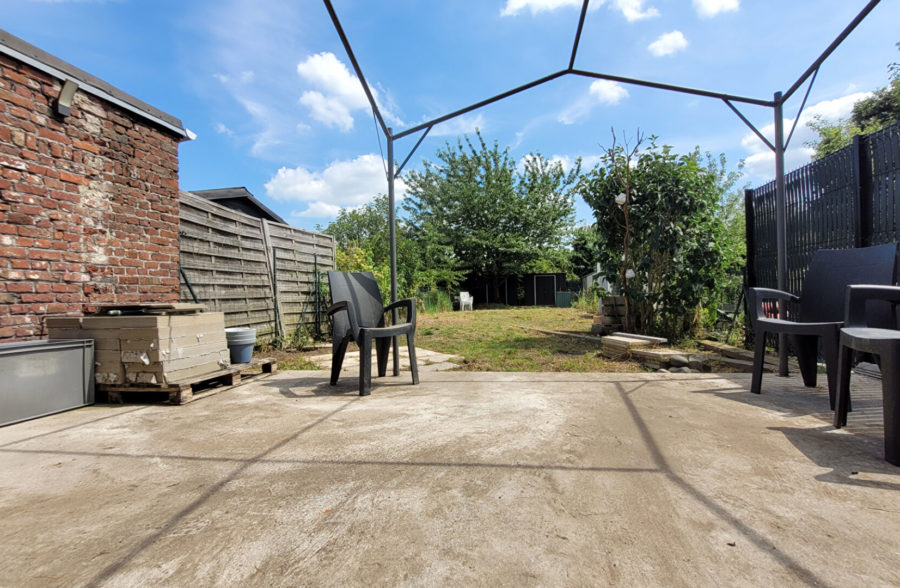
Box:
[0,54,182,341]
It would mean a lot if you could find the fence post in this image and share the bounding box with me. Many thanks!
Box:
[743,188,756,348]
[852,134,874,247]
[260,219,286,339]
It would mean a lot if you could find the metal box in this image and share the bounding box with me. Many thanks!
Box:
[0,339,95,427]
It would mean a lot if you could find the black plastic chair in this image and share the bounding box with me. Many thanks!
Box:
[834,285,900,465]
[749,243,899,408]
[326,271,419,396]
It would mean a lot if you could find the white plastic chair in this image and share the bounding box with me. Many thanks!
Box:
[459,291,473,311]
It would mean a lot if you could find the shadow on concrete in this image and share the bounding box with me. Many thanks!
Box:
[0,406,150,449]
[259,376,415,398]
[617,380,827,586]
[769,425,899,490]
[82,397,361,588]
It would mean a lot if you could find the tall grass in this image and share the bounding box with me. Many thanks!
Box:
[421,289,454,314]
[573,288,600,314]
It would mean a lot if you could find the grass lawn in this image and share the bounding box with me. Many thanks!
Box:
[262,306,647,372]
[414,306,644,372]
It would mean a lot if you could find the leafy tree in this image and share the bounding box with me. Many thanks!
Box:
[807,43,900,159]
[404,131,579,300]
[569,225,600,279]
[577,133,731,340]
[320,194,463,300]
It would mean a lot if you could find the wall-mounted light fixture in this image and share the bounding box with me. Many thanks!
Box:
[54,79,79,117]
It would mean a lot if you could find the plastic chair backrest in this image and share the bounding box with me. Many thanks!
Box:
[328,271,385,340]
[799,243,898,325]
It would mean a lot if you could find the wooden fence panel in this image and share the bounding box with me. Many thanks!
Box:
[178,191,335,341]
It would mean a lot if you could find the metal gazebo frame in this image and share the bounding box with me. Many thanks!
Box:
[323,0,883,376]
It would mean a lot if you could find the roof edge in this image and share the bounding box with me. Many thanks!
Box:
[0,28,189,139]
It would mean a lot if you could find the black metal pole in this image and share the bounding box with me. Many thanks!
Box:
[179,261,199,304]
[388,130,400,376]
[774,91,788,377]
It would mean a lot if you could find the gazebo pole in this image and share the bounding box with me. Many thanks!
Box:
[387,129,400,376]
[773,91,789,377]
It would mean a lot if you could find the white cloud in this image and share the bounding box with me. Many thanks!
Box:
[550,154,604,172]
[264,154,407,218]
[296,52,371,132]
[558,80,628,124]
[740,91,872,179]
[589,80,629,105]
[290,201,343,219]
[295,52,403,131]
[692,0,739,18]
[500,0,657,21]
[501,0,586,16]
[215,122,234,137]
[430,114,486,137]
[193,0,318,161]
[299,90,355,132]
[613,0,659,22]
[648,31,688,57]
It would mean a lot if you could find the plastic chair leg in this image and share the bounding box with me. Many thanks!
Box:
[407,332,419,385]
[833,343,854,428]
[358,335,372,396]
[792,334,819,388]
[822,327,840,410]
[751,331,767,395]
[375,337,390,377]
[882,346,900,466]
[330,337,350,385]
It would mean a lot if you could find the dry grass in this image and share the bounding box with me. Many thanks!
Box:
[415,306,644,372]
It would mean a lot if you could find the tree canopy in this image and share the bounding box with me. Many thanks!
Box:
[403,131,579,297]
[807,42,900,159]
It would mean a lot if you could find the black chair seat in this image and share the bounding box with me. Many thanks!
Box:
[841,327,900,346]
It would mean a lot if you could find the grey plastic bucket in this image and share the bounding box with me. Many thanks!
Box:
[225,327,256,364]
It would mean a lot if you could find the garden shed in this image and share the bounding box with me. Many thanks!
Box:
[0,28,190,343]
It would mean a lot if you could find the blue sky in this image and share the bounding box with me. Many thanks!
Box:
[3,0,899,230]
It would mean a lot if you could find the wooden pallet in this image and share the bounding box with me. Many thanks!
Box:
[99,357,277,405]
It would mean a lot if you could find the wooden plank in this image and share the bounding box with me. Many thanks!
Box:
[611,332,668,345]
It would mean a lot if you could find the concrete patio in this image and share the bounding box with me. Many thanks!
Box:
[1,369,898,586]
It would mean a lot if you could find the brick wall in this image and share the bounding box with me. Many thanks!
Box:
[0,54,183,342]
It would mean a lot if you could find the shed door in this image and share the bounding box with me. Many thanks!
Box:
[534,275,556,306]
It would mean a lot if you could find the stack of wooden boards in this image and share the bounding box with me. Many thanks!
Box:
[591,296,627,335]
[47,304,230,388]
[600,332,669,361]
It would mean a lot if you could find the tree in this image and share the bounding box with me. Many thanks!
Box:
[319,195,462,300]
[577,134,730,340]
[404,131,579,300]
[569,225,600,279]
[807,43,900,159]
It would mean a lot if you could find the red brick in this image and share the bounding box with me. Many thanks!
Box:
[7,282,34,293]
[58,170,83,185]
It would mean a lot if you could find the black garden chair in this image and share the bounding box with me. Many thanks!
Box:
[326,271,419,396]
[833,285,900,465]
[749,243,899,409]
